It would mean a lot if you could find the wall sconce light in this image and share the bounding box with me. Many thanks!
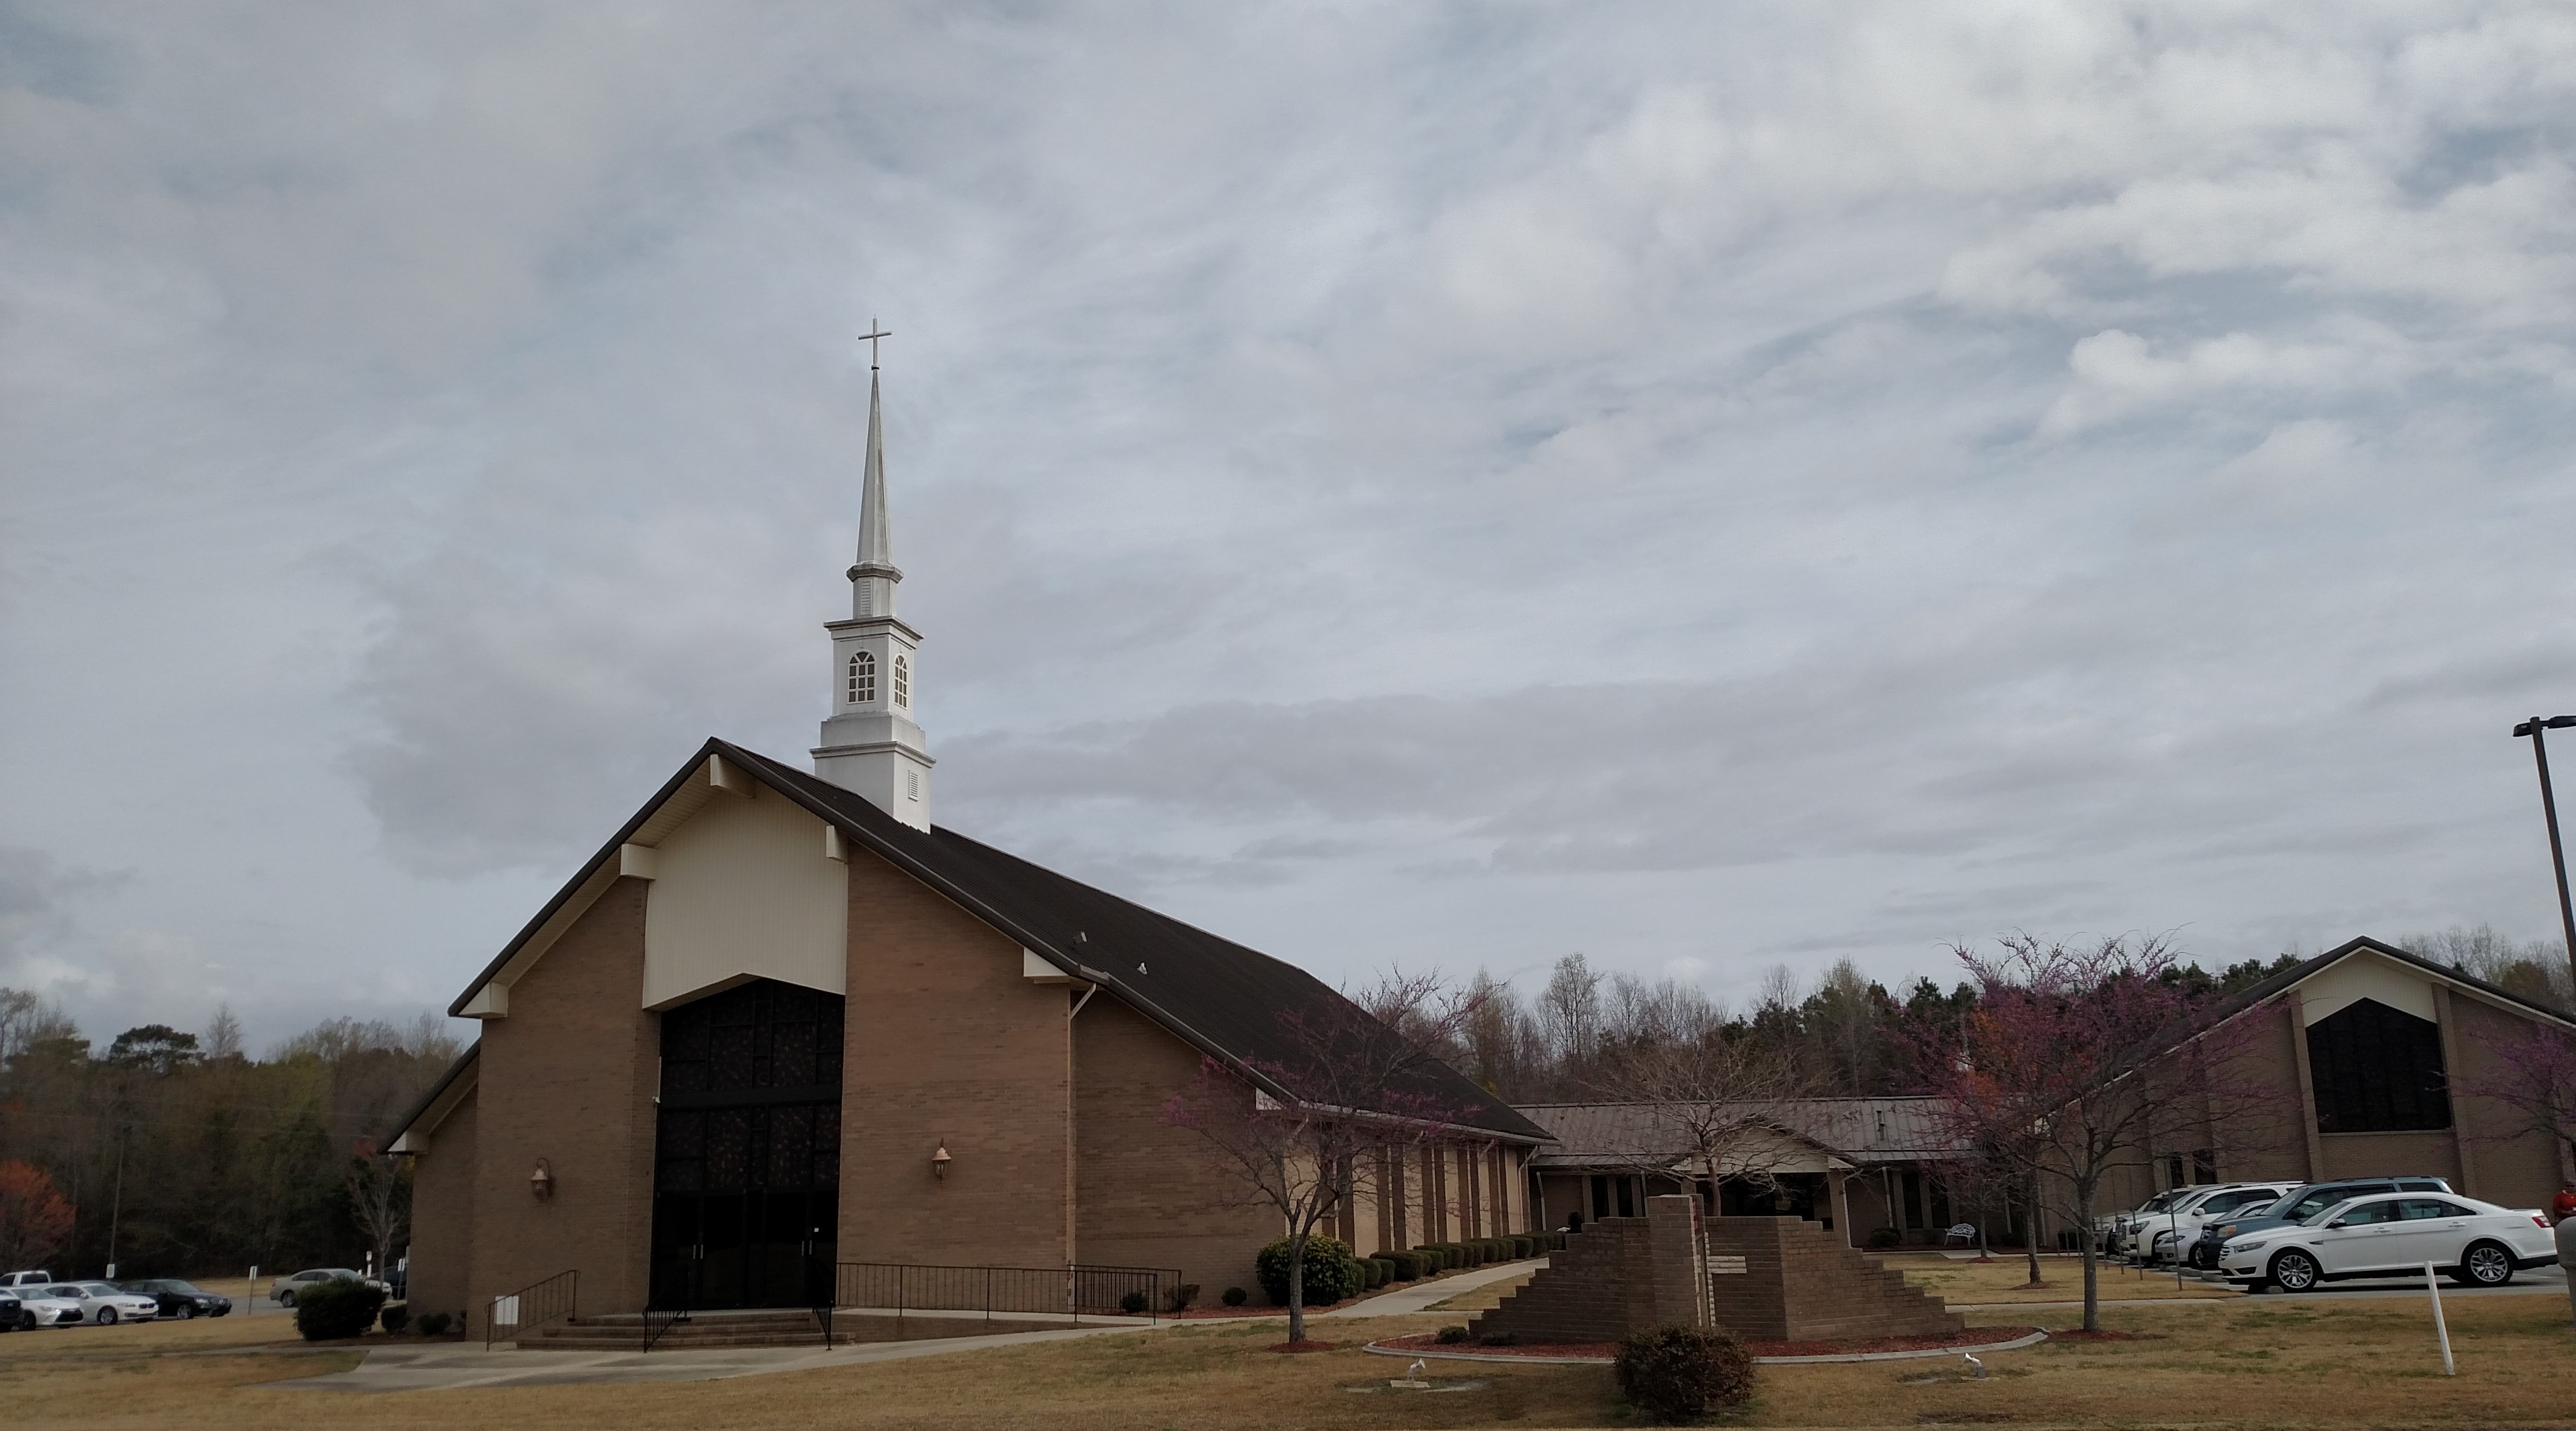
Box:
[931,1143,952,1182]
[529,1159,555,1201]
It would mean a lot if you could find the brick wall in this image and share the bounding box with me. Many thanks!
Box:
[466,876,658,1335]
[1470,1196,1706,1344]
[841,846,1070,1268]
[1704,1216,1960,1341]
[405,1087,477,1324]
[1072,995,1275,1301]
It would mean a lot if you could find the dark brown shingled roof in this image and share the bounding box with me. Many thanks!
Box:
[443,737,1546,1144]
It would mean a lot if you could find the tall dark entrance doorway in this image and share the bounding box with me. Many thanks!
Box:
[649,979,843,1311]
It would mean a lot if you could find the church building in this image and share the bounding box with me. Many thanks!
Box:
[388,361,1548,1332]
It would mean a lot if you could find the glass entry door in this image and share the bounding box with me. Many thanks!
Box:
[649,980,843,1311]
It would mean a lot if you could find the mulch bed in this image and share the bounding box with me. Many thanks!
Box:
[1369,1327,2044,1361]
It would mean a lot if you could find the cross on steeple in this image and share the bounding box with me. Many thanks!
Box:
[858,320,891,371]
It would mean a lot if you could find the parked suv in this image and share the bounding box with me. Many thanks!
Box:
[2147,1183,2298,1267]
[2188,1176,2452,1273]
[0,1271,54,1292]
[2104,1189,2189,1257]
[2122,1184,2287,1261]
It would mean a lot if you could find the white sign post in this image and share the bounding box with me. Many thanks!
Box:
[2423,1262,2455,1376]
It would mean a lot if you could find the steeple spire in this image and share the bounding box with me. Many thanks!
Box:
[813,326,934,829]
[851,366,895,590]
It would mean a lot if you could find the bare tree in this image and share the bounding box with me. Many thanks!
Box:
[1918,934,2276,1332]
[1166,971,1487,1345]
[347,1137,409,1281]
[2452,1021,2576,1171]
[1597,1019,1810,1213]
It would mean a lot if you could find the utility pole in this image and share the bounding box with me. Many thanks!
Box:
[2511,716,2576,998]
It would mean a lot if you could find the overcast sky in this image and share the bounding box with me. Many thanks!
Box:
[6,2,2576,1052]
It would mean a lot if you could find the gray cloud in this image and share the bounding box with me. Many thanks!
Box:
[5,2,2576,1028]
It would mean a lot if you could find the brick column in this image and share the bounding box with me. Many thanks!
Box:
[1644,1194,1711,1329]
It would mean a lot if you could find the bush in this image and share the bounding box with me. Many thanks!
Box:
[1435,1324,1470,1344]
[1360,1258,1388,1290]
[1382,1250,1423,1281]
[1511,1235,1535,1258]
[415,1311,454,1337]
[1166,1282,1200,1314]
[1480,1330,1518,1347]
[1866,1226,1904,1250]
[293,1277,386,1342]
[1222,1286,1247,1307]
[1119,1290,1149,1315]
[1546,1230,1568,1252]
[1615,1324,1756,1425]
[1255,1234,1364,1307]
[379,1301,409,1335]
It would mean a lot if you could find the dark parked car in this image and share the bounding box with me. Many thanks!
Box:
[2188,1176,2452,1271]
[0,1294,30,1332]
[119,1279,232,1319]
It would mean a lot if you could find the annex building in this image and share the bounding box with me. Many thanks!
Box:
[388,366,1546,1333]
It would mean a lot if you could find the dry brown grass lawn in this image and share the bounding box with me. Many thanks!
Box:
[7,1290,2576,1429]
[1887,1251,2237,1304]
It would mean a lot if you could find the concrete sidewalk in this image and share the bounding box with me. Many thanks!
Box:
[270,1259,1549,1391]
[1315,1257,1544,1319]
[1954,1263,2569,1312]
[277,1322,1152,1392]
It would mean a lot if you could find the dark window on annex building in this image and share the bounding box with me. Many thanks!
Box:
[2306,997,2450,1133]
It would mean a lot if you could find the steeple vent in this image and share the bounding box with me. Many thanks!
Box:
[813,328,934,829]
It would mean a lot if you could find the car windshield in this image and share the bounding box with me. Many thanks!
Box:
[78,1283,120,1295]
[157,1281,198,1293]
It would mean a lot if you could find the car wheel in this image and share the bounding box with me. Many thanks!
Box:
[278,1291,294,1308]
[96,1308,116,1326]
[2458,1241,2515,1288]
[174,1304,193,1320]
[2269,1249,2321,1293]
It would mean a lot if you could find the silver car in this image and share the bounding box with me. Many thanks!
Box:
[39,1282,156,1326]
[269,1268,385,1307]
[14,1291,83,1327]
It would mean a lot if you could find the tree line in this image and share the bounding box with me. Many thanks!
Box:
[1440,923,2572,1105]
[0,992,460,1281]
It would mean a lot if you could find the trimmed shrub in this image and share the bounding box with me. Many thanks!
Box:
[1511,1235,1535,1258]
[415,1311,454,1337]
[1119,1290,1149,1315]
[1615,1324,1756,1424]
[1388,1249,1428,1281]
[1256,1234,1364,1307]
[1479,1330,1518,1347]
[1222,1286,1247,1307]
[1364,1258,1394,1290]
[1546,1230,1568,1252]
[1435,1324,1470,1344]
[1166,1283,1200,1314]
[1866,1226,1904,1251]
[293,1277,386,1342]
[379,1301,409,1335]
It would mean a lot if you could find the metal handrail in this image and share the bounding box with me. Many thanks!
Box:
[829,1261,1182,1326]
[486,1268,577,1348]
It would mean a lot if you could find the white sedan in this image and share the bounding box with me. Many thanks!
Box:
[2220,1192,2557,1291]
[35,1282,156,1326]
[15,1291,86,1327]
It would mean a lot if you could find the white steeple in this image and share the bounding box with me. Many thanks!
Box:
[813,330,934,829]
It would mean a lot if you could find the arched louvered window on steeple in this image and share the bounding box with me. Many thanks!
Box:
[893,654,909,708]
[847,650,876,705]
